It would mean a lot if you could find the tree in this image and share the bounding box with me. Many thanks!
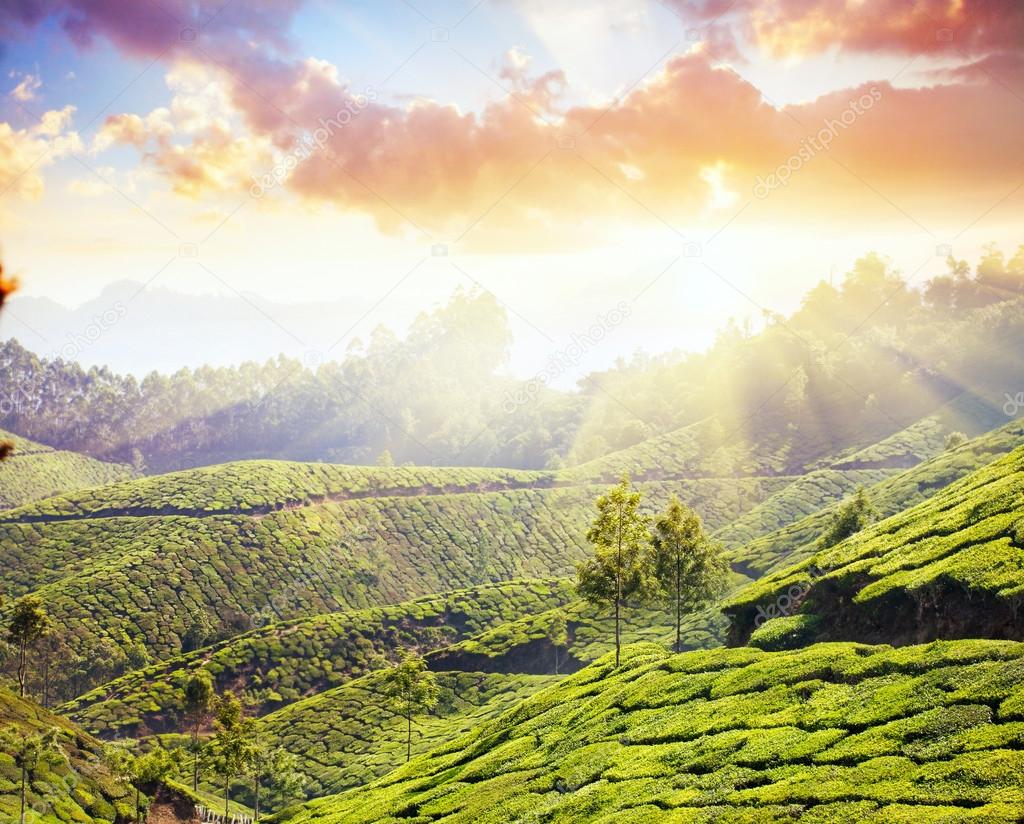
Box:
[136,748,181,819]
[7,595,51,697]
[576,474,652,667]
[945,431,968,451]
[818,487,877,550]
[381,651,440,763]
[244,741,305,821]
[208,691,256,817]
[183,669,216,791]
[0,726,65,824]
[546,611,569,675]
[650,497,729,653]
[181,607,215,652]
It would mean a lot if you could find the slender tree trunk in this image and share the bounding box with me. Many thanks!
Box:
[675,554,682,654]
[254,773,260,823]
[20,766,27,824]
[224,775,230,818]
[135,785,141,823]
[18,641,27,697]
[406,710,412,763]
[553,645,559,675]
[192,723,199,791]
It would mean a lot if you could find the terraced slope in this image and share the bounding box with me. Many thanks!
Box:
[0,428,135,510]
[274,640,1024,823]
[259,670,558,799]
[0,476,791,666]
[0,688,133,823]
[821,391,1009,471]
[728,418,1024,578]
[63,579,575,737]
[726,445,1024,648]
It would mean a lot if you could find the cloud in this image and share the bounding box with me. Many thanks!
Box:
[0,106,81,200]
[9,72,42,101]
[672,0,1024,59]
[86,46,1021,247]
[0,0,303,60]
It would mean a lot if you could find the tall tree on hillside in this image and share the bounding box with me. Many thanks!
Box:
[546,611,569,675]
[183,668,216,791]
[381,651,440,763]
[576,474,652,667]
[651,497,729,653]
[818,487,877,550]
[181,607,215,652]
[244,740,305,821]
[208,691,256,817]
[7,595,51,697]
[0,726,65,824]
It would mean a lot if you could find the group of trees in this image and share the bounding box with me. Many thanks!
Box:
[177,672,304,821]
[576,476,729,666]
[3,246,1024,475]
[0,595,153,706]
[0,289,580,472]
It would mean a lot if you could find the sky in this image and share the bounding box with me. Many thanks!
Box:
[0,0,1023,383]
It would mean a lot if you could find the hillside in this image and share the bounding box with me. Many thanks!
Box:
[727,417,1024,578]
[63,579,575,737]
[726,444,1024,648]
[257,670,557,798]
[0,469,795,669]
[0,428,136,510]
[273,640,1024,823]
[0,688,133,823]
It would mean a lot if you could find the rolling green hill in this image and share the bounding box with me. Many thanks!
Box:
[0,472,793,669]
[0,688,133,823]
[726,444,1024,648]
[727,417,1024,578]
[0,428,136,511]
[62,579,575,737]
[257,670,558,799]
[272,640,1024,823]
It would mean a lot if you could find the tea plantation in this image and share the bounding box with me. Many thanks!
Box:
[63,579,576,736]
[0,429,135,510]
[273,640,1024,823]
[258,670,558,797]
[0,688,133,823]
[726,444,1024,647]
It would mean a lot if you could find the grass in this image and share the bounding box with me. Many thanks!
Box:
[269,640,1024,824]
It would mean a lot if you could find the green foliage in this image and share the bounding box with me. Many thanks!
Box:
[272,640,1024,824]
[817,487,876,551]
[726,446,1024,646]
[728,416,1024,578]
[63,578,576,736]
[6,595,51,698]
[257,670,556,799]
[0,429,136,511]
[381,652,440,763]
[0,687,131,823]
[576,475,653,667]
[651,496,728,652]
